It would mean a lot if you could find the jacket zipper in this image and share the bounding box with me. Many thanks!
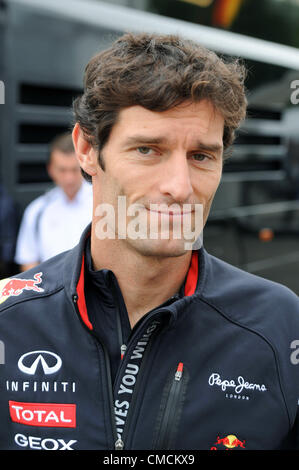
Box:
[111,294,179,450]
[115,324,162,450]
[100,310,164,450]
[155,362,185,449]
[73,294,176,450]
[115,300,127,360]
[112,312,169,450]
[114,278,127,362]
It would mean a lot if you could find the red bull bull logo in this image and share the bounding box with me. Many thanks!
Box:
[0,272,44,305]
[211,434,246,450]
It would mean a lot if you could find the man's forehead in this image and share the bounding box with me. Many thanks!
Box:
[117,100,221,121]
[114,101,224,148]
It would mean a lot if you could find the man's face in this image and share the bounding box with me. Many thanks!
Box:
[91,99,224,257]
[48,150,83,200]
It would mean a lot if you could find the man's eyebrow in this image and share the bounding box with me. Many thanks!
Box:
[123,135,168,146]
[123,135,223,153]
[194,142,223,153]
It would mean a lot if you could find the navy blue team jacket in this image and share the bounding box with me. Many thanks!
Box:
[0,224,299,451]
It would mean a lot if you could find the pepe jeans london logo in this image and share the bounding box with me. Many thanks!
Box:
[208,373,267,401]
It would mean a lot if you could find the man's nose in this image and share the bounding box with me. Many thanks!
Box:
[159,153,193,202]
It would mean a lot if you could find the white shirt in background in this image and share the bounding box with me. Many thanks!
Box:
[15,181,93,265]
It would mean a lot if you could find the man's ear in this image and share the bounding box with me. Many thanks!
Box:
[72,123,98,177]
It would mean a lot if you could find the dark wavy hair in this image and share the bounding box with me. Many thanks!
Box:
[73,32,247,181]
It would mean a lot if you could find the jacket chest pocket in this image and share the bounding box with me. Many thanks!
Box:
[153,363,189,450]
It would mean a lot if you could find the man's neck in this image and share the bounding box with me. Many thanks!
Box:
[90,231,192,328]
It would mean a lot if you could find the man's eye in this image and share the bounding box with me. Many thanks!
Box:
[137,146,153,155]
[192,153,210,162]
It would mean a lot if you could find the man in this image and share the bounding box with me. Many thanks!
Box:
[0,33,298,451]
[14,132,92,271]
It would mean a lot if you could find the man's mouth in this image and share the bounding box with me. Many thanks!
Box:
[146,207,194,217]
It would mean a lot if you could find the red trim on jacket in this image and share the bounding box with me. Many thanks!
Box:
[184,251,198,297]
[76,253,93,330]
[76,248,198,328]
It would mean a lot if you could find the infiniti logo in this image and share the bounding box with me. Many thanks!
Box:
[18,351,62,375]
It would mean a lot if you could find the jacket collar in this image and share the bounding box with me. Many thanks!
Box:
[63,223,203,330]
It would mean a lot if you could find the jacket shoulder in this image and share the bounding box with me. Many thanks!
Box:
[0,251,68,315]
[201,251,299,329]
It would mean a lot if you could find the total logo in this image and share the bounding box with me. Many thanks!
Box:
[14,433,77,450]
[18,350,62,375]
[9,401,76,428]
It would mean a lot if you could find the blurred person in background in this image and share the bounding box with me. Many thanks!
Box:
[0,183,18,278]
[14,132,92,271]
